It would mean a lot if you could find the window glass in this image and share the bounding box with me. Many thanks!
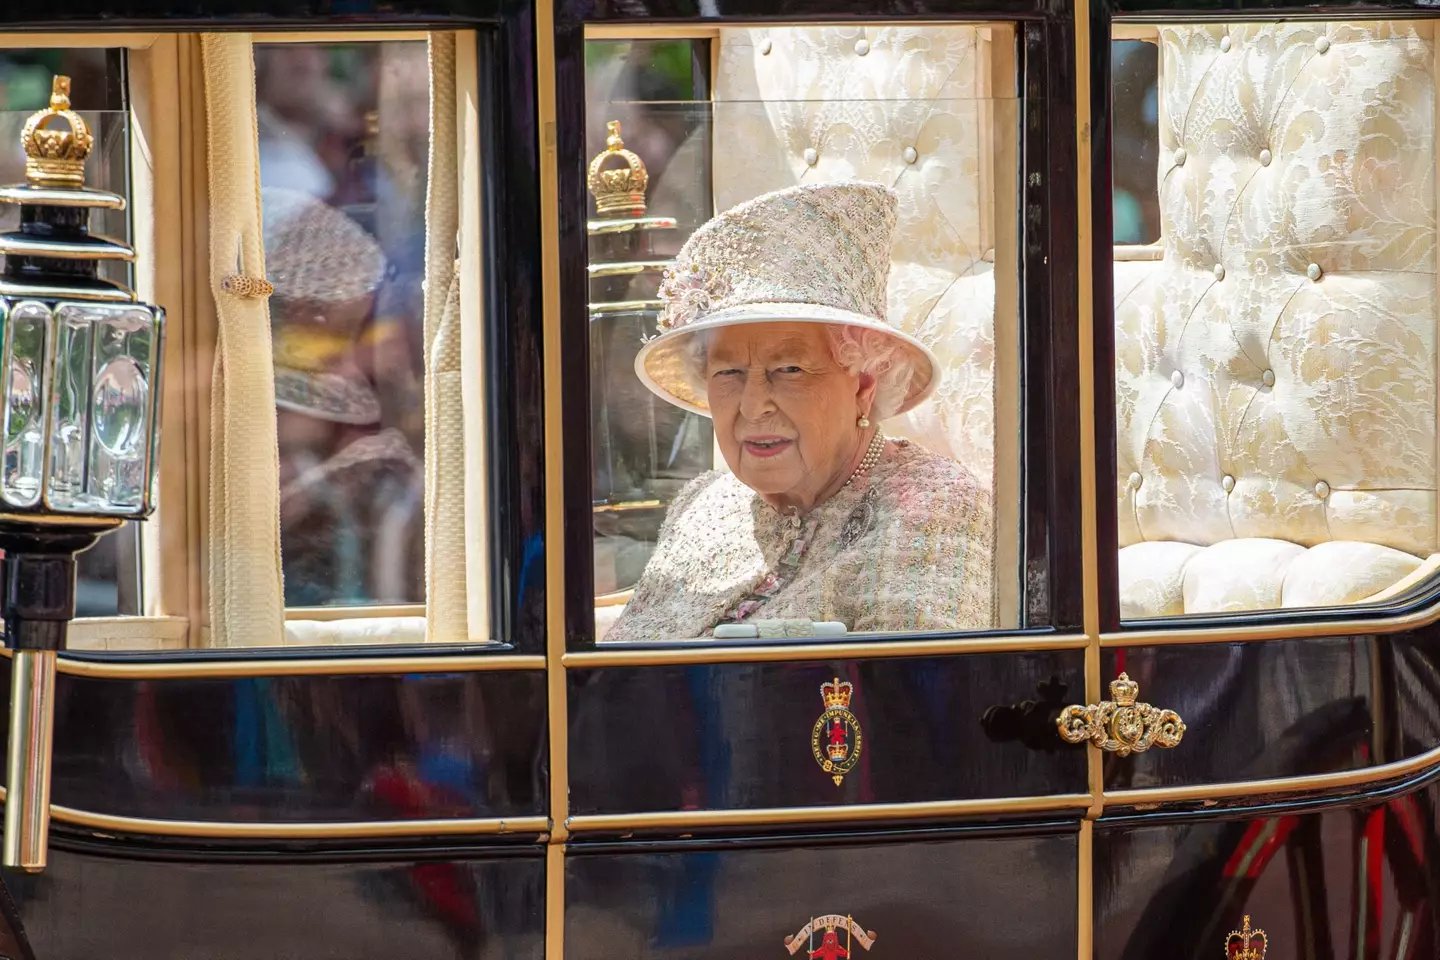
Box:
[0,49,137,617]
[255,40,428,609]
[1111,40,1159,246]
[1112,21,1439,620]
[587,27,1023,643]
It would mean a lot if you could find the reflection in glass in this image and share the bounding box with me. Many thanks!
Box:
[2,301,48,508]
[256,40,427,608]
[588,27,1020,642]
[587,40,715,602]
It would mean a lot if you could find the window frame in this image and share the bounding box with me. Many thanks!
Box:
[1096,0,1440,641]
[555,3,1087,653]
[0,18,547,657]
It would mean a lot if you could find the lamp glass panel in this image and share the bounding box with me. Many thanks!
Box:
[1,300,50,509]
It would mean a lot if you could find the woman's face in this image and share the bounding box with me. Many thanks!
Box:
[705,322,876,512]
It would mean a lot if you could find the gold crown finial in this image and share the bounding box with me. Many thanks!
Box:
[1226,916,1267,960]
[1109,673,1139,707]
[586,120,648,217]
[21,76,94,188]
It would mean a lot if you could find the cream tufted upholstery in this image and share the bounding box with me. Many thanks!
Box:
[1116,22,1439,616]
[712,25,1011,623]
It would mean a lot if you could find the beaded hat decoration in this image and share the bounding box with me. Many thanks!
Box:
[262,187,389,426]
[635,180,938,418]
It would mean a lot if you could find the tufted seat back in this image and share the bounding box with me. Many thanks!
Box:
[1116,22,1439,616]
[712,25,1012,624]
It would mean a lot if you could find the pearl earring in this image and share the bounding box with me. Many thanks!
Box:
[857,416,871,429]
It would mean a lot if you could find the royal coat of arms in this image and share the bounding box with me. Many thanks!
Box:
[811,678,862,786]
[784,915,877,959]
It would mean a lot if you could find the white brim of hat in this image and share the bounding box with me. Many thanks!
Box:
[633,302,940,418]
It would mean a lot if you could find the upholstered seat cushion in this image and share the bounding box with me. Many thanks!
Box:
[1119,538,1425,617]
[1116,22,1438,617]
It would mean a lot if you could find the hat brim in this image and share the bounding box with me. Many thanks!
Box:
[275,365,383,426]
[633,302,940,418]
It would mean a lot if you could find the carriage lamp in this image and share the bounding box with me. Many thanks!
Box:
[0,77,164,871]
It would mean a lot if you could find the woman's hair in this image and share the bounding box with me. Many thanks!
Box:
[680,323,916,420]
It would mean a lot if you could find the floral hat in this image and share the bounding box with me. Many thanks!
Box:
[634,180,938,417]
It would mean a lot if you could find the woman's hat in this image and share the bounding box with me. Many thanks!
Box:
[262,186,388,425]
[634,180,939,417]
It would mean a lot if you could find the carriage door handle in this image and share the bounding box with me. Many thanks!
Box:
[1056,673,1186,755]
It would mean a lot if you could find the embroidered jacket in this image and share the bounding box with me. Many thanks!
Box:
[605,442,995,641]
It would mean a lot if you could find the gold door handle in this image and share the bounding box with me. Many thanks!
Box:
[1056,673,1186,755]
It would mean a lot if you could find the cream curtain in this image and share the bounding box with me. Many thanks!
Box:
[424,31,471,642]
[200,34,286,647]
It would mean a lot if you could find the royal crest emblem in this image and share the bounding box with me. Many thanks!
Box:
[784,915,877,958]
[811,677,862,786]
[1226,916,1267,960]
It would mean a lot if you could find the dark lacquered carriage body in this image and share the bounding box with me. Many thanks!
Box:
[0,2,1432,959]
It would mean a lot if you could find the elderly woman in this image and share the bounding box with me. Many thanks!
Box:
[605,181,994,642]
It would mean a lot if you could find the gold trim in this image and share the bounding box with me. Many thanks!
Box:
[595,589,634,608]
[1104,594,1440,645]
[592,499,662,513]
[58,807,548,839]
[0,784,549,839]
[565,633,1090,667]
[588,260,670,277]
[588,216,677,235]
[1106,737,1440,807]
[1058,672,1186,755]
[537,0,571,847]
[584,24,721,40]
[3,651,545,679]
[545,841,564,960]
[0,34,160,50]
[1072,0,1105,827]
[566,794,1093,832]
[284,603,426,621]
[254,31,433,44]
[1077,819,1093,960]
[588,299,661,314]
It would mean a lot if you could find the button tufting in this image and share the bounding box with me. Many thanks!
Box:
[1213,263,1226,281]
[1261,369,1275,388]
[1128,472,1142,490]
[1220,35,1232,52]
[759,38,773,55]
[854,38,870,56]
[1222,475,1235,493]
[1259,148,1272,167]
[902,146,918,165]
[1315,36,1331,54]
[1314,480,1331,499]
[803,147,818,167]
[1171,370,1185,389]
[1174,147,1187,167]
[1307,263,1323,281]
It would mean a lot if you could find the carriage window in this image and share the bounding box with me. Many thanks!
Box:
[1,49,139,618]
[1112,21,1440,620]
[587,27,1023,643]
[255,40,429,611]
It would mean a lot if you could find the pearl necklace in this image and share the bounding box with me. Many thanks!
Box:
[843,432,886,487]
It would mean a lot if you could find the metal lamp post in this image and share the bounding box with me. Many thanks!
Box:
[0,76,165,871]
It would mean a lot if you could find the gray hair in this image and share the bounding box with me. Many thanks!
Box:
[680,323,916,420]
